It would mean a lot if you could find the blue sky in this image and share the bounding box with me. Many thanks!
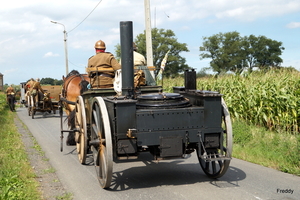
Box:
[1,0,300,85]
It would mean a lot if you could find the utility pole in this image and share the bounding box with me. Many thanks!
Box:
[50,21,69,76]
[144,0,155,78]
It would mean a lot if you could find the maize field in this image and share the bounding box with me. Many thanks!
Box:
[163,68,300,134]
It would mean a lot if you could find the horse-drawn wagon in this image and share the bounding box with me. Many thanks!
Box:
[21,81,61,118]
[60,21,233,189]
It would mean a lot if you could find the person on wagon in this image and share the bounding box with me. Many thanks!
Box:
[86,40,121,88]
[132,42,147,87]
[133,42,146,67]
[31,78,45,108]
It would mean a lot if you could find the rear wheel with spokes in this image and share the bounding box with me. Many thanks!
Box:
[198,97,232,178]
[90,97,113,189]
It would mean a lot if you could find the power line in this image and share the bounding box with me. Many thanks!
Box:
[68,0,103,33]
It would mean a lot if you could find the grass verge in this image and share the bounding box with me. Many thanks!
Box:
[0,93,41,199]
[232,119,300,175]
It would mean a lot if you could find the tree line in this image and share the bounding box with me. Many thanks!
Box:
[115,29,286,77]
[39,78,63,85]
[200,31,285,74]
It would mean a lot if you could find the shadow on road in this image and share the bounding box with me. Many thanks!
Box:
[106,153,246,191]
[62,145,246,191]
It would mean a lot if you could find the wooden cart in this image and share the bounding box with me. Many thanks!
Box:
[27,85,61,119]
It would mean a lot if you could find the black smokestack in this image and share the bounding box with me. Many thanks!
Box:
[120,21,134,98]
[184,69,196,90]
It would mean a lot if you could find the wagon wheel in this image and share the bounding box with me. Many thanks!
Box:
[91,97,113,189]
[197,97,232,178]
[75,96,87,164]
[27,95,31,116]
[31,96,35,119]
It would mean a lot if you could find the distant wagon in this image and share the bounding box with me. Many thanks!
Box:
[21,82,61,118]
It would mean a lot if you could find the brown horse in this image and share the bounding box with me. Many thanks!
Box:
[61,70,89,145]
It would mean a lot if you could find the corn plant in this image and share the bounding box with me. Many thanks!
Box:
[162,69,300,134]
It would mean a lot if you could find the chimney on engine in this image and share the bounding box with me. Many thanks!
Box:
[184,69,196,91]
[120,21,134,98]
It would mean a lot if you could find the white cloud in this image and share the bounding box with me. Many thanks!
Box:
[286,22,300,28]
[0,38,13,46]
[44,52,59,57]
[212,0,300,21]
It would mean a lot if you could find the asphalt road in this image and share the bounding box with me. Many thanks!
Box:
[16,107,300,200]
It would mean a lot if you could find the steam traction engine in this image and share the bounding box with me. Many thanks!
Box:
[62,21,232,189]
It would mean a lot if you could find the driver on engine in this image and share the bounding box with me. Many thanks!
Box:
[86,40,121,88]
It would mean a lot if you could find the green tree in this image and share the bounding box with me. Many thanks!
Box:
[200,31,245,74]
[40,78,54,85]
[254,36,285,70]
[40,78,63,85]
[115,28,190,77]
[54,79,63,85]
[241,34,257,72]
[200,32,285,74]
[242,35,285,72]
